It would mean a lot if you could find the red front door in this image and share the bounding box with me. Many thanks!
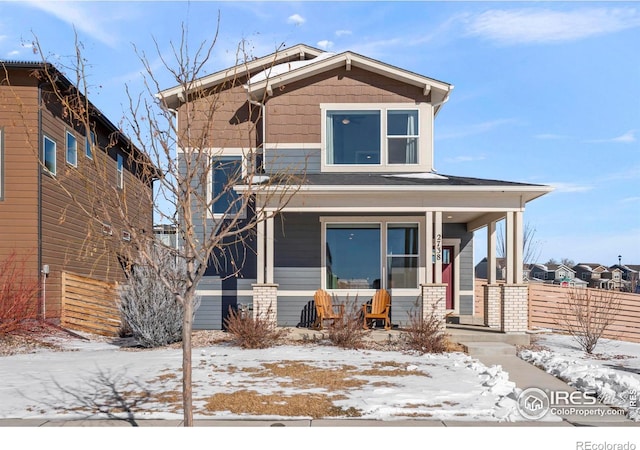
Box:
[442,246,454,309]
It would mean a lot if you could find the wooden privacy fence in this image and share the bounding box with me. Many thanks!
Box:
[60,272,121,337]
[474,279,640,343]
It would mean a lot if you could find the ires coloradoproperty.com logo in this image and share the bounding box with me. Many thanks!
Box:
[516,387,634,420]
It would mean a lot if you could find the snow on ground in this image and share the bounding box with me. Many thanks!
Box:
[0,337,527,422]
[518,332,640,421]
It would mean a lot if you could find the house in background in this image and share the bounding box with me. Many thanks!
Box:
[573,263,616,289]
[159,44,552,333]
[0,62,155,322]
[528,263,587,287]
[609,264,640,293]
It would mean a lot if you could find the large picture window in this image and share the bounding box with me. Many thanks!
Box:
[212,156,242,215]
[43,135,56,175]
[326,224,381,289]
[325,107,419,166]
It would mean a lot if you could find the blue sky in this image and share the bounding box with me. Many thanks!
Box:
[1,1,638,266]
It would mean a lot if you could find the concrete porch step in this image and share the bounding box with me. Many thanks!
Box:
[458,342,516,357]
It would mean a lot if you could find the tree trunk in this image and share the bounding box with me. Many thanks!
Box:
[182,296,193,426]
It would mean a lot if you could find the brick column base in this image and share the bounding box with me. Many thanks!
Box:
[251,283,278,326]
[421,284,447,329]
[501,284,528,333]
[484,284,502,329]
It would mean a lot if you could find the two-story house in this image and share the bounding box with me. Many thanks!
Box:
[529,263,587,287]
[573,263,616,289]
[158,44,552,333]
[0,62,155,323]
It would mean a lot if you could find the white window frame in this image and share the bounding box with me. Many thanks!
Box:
[86,131,95,159]
[116,153,124,189]
[320,216,424,295]
[66,131,77,167]
[320,103,432,173]
[206,149,248,220]
[43,135,57,176]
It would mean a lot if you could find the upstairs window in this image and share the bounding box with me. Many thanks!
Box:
[66,131,77,167]
[43,135,56,175]
[325,107,420,166]
[86,131,95,159]
[212,156,242,215]
[116,154,124,189]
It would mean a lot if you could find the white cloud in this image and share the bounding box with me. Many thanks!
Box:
[335,30,352,37]
[444,155,486,163]
[437,118,519,140]
[466,8,640,45]
[585,130,637,144]
[620,197,640,204]
[316,40,334,50]
[535,133,571,140]
[546,182,594,193]
[22,0,135,48]
[287,14,305,26]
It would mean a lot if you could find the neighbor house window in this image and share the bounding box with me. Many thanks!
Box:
[326,224,381,289]
[212,156,242,215]
[387,224,419,288]
[116,154,123,189]
[66,131,77,167]
[43,135,56,175]
[325,107,419,166]
[85,131,95,159]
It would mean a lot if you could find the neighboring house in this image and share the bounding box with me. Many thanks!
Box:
[0,62,155,321]
[609,264,640,293]
[154,224,178,250]
[529,263,587,287]
[573,263,616,289]
[158,44,552,332]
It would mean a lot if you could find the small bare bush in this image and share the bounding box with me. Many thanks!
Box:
[0,250,40,336]
[224,304,287,349]
[555,288,621,354]
[327,297,368,349]
[118,247,200,348]
[402,301,448,354]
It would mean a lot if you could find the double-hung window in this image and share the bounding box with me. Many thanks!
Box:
[324,105,421,168]
[66,131,77,167]
[386,224,419,288]
[212,156,242,215]
[43,135,56,175]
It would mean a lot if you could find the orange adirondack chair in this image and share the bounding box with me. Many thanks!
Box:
[363,289,391,330]
[313,289,344,330]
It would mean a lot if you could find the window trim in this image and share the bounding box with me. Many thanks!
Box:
[43,135,57,176]
[116,153,124,189]
[320,103,431,173]
[85,130,95,159]
[208,154,246,219]
[320,216,424,293]
[65,130,78,167]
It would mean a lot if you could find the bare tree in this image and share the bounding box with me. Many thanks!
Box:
[28,25,300,426]
[497,220,542,264]
[555,288,621,354]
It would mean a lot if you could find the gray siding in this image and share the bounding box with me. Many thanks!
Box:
[459,294,474,316]
[274,267,321,290]
[275,213,321,267]
[444,223,474,291]
[194,276,222,330]
[277,295,316,328]
[264,148,321,175]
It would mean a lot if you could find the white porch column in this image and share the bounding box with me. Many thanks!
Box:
[265,212,275,284]
[434,211,443,284]
[425,211,433,284]
[513,211,524,284]
[256,212,265,284]
[505,212,515,284]
[487,220,497,285]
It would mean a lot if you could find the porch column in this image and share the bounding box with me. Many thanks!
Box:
[505,212,514,284]
[501,210,528,333]
[484,220,501,329]
[256,213,265,284]
[265,212,275,284]
[434,211,443,284]
[425,211,433,284]
[513,211,524,284]
[252,283,278,325]
[421,283,447,329]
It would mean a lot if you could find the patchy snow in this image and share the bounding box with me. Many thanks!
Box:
[518,333,640,421]
[0,337,529,422]
[248,52,335,84]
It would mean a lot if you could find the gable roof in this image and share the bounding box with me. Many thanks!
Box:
[158,43,454,114]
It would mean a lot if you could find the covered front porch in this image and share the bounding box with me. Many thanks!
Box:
[243,173,551,335]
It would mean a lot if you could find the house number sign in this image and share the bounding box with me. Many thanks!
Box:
[435,233,442,261]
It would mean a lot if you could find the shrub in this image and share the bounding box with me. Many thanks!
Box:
[401,301,449,354]
[0,250,40,336]
[555,288,621,354]
[118,247,199,348]
[224,303,287,349]
[326,297,368,349]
